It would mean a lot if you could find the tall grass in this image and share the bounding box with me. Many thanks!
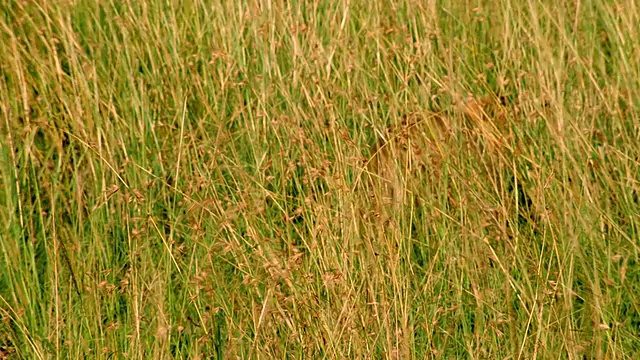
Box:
[1,0,639,358]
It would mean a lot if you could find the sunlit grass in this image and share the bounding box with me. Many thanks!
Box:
[1,0,639,358]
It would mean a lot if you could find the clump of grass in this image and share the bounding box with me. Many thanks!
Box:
[1,0,639,358]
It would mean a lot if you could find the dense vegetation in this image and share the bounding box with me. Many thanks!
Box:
[1,0,639,358]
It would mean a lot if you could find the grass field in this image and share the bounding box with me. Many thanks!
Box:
[1,0,640,358]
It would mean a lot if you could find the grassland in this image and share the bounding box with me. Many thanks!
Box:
[1,0,640,358]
